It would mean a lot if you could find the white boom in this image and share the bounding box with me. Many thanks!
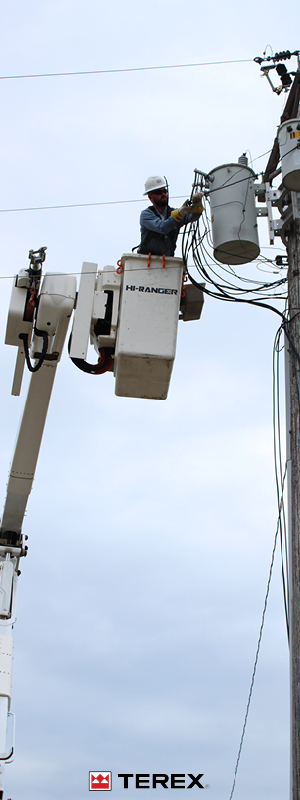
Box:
[0,251,76,798]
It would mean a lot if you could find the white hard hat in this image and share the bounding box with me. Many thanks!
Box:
[143,176,168,195]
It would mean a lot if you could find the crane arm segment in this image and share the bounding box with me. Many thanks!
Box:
[1,361,58,537]
[0,270,76,798]
[1,271,76,545]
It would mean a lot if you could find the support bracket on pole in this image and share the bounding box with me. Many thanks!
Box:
[277,188,300,243]
[264,183,282,244]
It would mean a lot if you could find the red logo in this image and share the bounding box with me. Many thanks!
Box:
[89,772,112,791]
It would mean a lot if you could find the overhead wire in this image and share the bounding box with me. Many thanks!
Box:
[0,176,260,214]
[0,256,287,283]
[0,192,251,214]
[0,197,150,214]
[0,147,275,216]
[0,58,253,82]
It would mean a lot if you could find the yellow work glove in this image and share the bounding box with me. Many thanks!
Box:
[192,191,204,214]
[171,191,204,221]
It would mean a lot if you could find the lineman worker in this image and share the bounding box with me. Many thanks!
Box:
[138,176,204,257]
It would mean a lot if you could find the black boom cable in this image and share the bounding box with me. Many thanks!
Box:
[19,327,49,373]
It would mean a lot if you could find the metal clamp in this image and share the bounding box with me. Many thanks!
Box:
[194,168,214,184]
[28,246,47,272]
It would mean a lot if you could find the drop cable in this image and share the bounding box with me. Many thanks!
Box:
[228,464,287,800]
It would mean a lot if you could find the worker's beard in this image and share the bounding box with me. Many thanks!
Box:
[154,196,168,210]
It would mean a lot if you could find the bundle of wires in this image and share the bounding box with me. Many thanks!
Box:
[181,170,290,629]
[185,169,292,796]
[181,171,287,315]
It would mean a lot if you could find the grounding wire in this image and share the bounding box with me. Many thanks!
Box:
[273,323,290,638]
[228,320,297,798]
[228,462,287,800]
[284,316,300,369]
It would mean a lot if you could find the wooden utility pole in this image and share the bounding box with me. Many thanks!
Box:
[263,67,300,800]
[288,217,300,800]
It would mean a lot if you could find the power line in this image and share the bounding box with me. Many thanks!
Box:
[0,176,257,212]
[252,148,272,163]
[0,197,145,214]
[0,195,190,214]
[0,58,253,82]
[0,146,274,215]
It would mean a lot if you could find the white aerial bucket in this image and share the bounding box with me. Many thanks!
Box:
[278,118,300,192]
[114,253,183,400]
[207,161,260,265]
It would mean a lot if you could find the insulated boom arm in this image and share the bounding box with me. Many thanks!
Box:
[0,264,76,798]
[1,361,58,538]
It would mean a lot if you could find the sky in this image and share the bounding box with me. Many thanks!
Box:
[0,2,297,799]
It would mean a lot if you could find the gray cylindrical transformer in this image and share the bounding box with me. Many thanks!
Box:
[278,118,300,192]
[207,163,260,265]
